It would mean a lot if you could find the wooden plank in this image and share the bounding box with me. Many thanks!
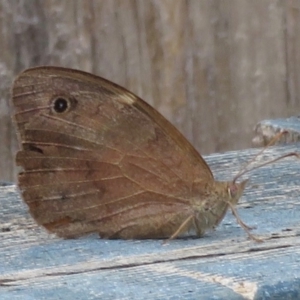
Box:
[286,0,300,112]
[2,0,300,182]
[253,117,300,146]
[1,144,300,299]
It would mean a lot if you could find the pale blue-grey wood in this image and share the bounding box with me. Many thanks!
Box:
[253,117,300,146]
[1,144,300,300]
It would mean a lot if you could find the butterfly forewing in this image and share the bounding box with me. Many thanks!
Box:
[12,66,213,238]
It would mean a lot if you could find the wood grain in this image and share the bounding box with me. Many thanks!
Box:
[1,0,300,182]
[253,117,300,146]
[1,144,300,299]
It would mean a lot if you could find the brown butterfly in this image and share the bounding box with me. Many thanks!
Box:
[12,67,296,241]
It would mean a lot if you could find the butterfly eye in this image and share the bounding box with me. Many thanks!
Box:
[228,184,238,198]
[52,97,70,113]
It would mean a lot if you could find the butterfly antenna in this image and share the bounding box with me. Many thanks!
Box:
[233,131,293,183]
[236,152,300,180]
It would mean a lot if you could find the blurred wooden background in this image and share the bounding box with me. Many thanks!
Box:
[0,0,300,182]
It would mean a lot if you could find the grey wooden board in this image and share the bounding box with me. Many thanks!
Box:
[253,117,300,146]
[1,144,300,300]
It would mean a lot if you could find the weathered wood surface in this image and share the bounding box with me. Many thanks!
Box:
[2,0,300,182]
[1,144,300,300]
[253,117,300,147]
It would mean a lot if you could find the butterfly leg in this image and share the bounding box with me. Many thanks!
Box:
[164,214,194,243]
[193,216,206,237]
[227,202,262,242]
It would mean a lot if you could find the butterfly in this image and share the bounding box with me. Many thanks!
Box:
[13,66,284,242]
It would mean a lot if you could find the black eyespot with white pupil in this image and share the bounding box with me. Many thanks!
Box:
[53,97,69,113]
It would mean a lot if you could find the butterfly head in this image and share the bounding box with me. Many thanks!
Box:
[226,179,248,205]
